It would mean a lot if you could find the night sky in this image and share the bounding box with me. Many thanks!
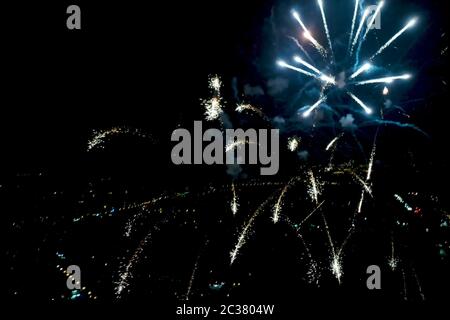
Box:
[3,0,450,313]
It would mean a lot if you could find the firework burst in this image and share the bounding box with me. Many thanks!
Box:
[278,1,417,118]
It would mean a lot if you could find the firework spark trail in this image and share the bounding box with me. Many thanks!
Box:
[326,134,344,171]
[388,233,399,271]
[235,104,268,120]
[413,268,425,301]
[321,213,342,284]
[370,18,418,60]
[337,226,356,258]
[287,36,313,63]
[302,95,327,118]
[225,139,257,153]
[350,8,370,56]
[357,130,378,214]
[272,178,298,223]
[291,10,308,33]
[230,194,278,265]
[317,0,334,60]
[349,62,372,79]
[87,127,154,151]
[297,201,325,228]
[326,147,337,172]
[325,134,343,151]
[294,55,322,75]
[303,31,327,57]
[72,194,169,225]
[293,56,336,86]
[357,190,365,214]
[123,195,169,237]
[307,170,320,204]
[394,194,413,212]
[347,92,373,114]
[402,268,408,301]
[348,0,360,53]
[352,173,373,197]
[279,60,335,86]
[362,1,384,41]
[277,60,317,78]
[292,10,327,57]
[366,137,377,181]
[283,216,320,285]
[231,183,239,216]
[115,231,152,298]
[355,74,411,85]
[185,258,199,301]
[185,239,209,301]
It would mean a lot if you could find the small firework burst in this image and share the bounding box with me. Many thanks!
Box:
[287,136,301,152]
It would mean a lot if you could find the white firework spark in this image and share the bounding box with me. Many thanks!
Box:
[209,75,222,92]
[348,92,373,114]
[231,183,239,216]
[308,170,320,204]
[288,36,313,62]
[331,256,343,284]
[272,180,296,224]
[292,10,327,57]
[317,0,334,60]
[350,62,372,79]
[204,75,224,121]
[185,240,209,301]
[298,200,325,228]
[325,134,343,151]
[279,59,335,85]
[370,18,418,60]
[302,95,327,118]
[277,60,317,78]
[367,140,377,181]
[348,0,360,52]
[352,172,373,197]
[413,268,426,301]
[87,127,153,151]
[388,256,399,271]
[322,213,343,284]
[235,104,267,120]
[357,133,377,214]
[225,139,257,153]
[388,234,399,271]
[293,55,322,75]
[350,8,371,56]
[355,74,411,85]
[357,190,365,214]
[394,194,413,212]
[204,97,223,121]
[115,231,152,298]
[230,195,277,264]
[288,136,301,152]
